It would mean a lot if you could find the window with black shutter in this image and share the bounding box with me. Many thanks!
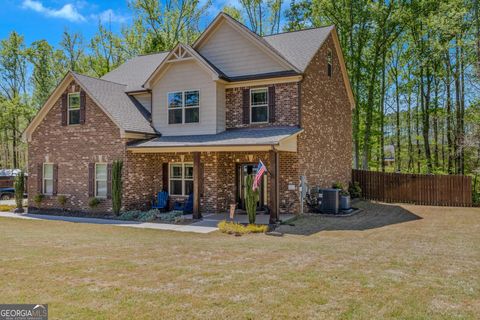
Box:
[68,92,81,125]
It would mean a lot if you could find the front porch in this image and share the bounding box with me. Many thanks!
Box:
[124,127,303,223]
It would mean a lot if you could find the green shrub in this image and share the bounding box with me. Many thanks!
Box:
[348,181,362,198]
[33,194,44,207]
[119,210,141,221]
[157,211,182,222]
[332,182,344,190]
[88,197,101,209]
[0,205,15,212]
[245,174,259,224]
[112,160,123,215]
[218,220,268,235]
[14,171,25,209]
[57,195,68,208]
[138,210,158,222]
[473,192,480,207]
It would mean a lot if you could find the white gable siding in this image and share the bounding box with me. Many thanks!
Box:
[198,21,288,77]
[132,93,152,113]
[152,60,224,135]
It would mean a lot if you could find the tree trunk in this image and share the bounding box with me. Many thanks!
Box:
[380,51,387,172]
[433,76,439,169]
[362,50,380,170]
[419,66,432,173]
[445,52,454,174]
[394,64,401,172]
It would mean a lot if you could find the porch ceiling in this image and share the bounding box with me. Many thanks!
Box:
[128,126,303,153]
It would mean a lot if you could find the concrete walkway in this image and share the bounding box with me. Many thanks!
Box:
[0,212,218,234]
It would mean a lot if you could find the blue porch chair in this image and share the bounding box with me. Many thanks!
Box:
[151,191,169,211]
[173,193,193,214]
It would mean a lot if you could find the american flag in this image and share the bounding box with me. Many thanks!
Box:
[252,160,267,190]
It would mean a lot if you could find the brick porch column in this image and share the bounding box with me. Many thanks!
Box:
[193,152,201,219]
[269,150,278,224]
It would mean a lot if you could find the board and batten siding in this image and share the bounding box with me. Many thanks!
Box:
[151,60,224,135]
[216,82,226,132]
[132,93,152,113]
[197,21,287,77]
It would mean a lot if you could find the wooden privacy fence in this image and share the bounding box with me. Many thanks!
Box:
[352,170,472,207]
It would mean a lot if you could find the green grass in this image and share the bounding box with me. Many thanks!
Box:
[0,201,479,319]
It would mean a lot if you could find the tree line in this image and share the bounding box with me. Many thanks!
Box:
[0,0,478,181]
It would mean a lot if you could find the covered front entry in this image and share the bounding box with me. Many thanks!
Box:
[237,163,267,210]
[126,126,303,223]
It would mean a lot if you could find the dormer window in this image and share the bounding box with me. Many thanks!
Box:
[168,90,200,124]
[68,92,81,125]
[327,49,333,77]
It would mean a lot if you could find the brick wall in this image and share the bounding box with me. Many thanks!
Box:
[297,34,353,191]
[28,80,127,212]
[225,82,299,129]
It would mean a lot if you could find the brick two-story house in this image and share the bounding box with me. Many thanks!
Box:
[24,13,355,223]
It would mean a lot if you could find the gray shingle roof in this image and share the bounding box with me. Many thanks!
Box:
[129,126,302,149]
[263,26,334,72]
[72,72,156,134]
[101,52,169,92]
[100,26,334,91]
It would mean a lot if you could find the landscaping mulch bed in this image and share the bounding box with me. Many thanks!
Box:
[27,208,195,225]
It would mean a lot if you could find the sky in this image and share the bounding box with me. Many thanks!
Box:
[0,0,235,46]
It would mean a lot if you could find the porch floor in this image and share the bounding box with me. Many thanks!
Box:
[189,212,295,227]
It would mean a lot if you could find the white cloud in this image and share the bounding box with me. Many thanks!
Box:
[91,9,128,24]
[22,0,86,22]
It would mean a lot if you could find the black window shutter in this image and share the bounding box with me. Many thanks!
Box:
[162,163,169,192]
[88,163,95,197]
[37,164,43,194]
[80,90,86,124]
[242,88,250,124]
[52,164,58,196]
[268,86,276,122]
[107,163,112,199]
[61,93,68,126]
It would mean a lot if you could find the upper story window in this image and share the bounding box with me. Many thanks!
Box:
[327,49,333,77]
[43,163,53,195]
[250,88,268,123]
[95,164,107,198]
[168,90,200,124]
[169,163,193,196]
[68,92,80,125]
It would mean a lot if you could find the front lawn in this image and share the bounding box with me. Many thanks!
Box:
[1,201,479,319]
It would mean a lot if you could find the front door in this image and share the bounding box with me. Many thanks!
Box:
[237,163,267,210]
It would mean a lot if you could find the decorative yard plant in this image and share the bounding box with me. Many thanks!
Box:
[112,160,123,215]
[348,181,362,198]
[14,171,25,212]
[33,194,44,207]
[57,195,68,210]
[245,174,259,224]
[218,221,268,235]
[88,197,101,209]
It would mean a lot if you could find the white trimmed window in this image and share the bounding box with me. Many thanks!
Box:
[169,163,193,196]
[168,90,199,124]
[68,92,80,125]
[43,163,53,195]
[95,164,107,198]
[250,88,268,123]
